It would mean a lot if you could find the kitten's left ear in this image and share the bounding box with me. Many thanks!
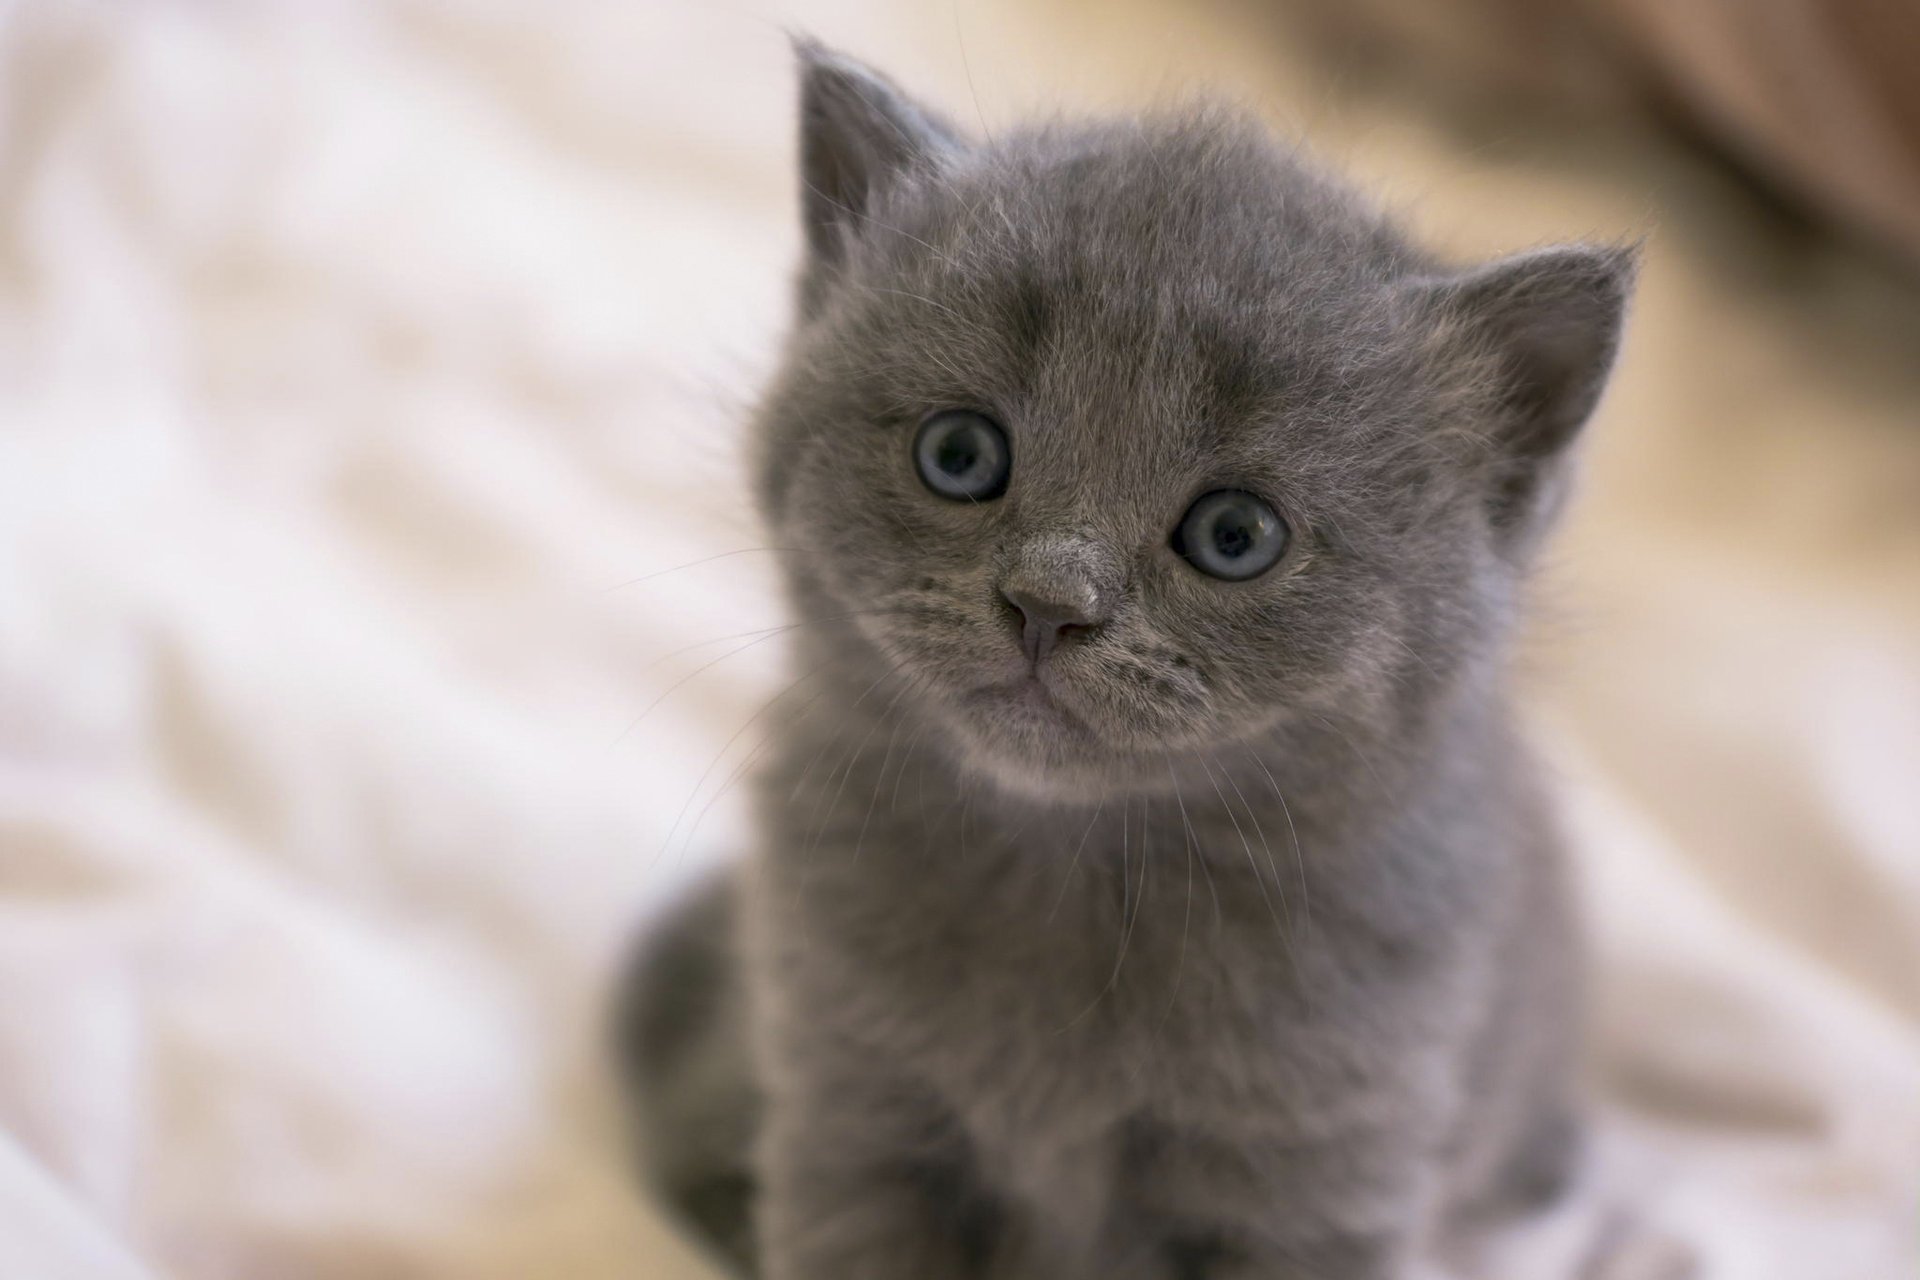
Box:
[794,40,965,302]
[1417,243,1637,552]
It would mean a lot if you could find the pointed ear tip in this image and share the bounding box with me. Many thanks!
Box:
[1585,244,1640,321]
[789,35,879,86]
[1562,239,1642,289]
[791,33,838,80]
[1530,239,1637,273]
[1516,241,1640,313]
[791,34,851,94]
[1590,240,1643,286]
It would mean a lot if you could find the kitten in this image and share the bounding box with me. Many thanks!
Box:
[619,39,1632,1280]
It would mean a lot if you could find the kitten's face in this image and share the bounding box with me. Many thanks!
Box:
[756,56,1627,802]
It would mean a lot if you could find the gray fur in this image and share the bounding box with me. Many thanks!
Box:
[619,40,1632,1280]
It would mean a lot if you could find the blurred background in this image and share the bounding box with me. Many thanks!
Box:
[1,1,1917,1277]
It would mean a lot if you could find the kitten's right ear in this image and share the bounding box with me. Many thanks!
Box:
[1414,243,1636,556]
[795,40,963,293]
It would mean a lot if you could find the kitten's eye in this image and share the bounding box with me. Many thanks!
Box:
[914,410,1010,502]
[1174,490,1289,581]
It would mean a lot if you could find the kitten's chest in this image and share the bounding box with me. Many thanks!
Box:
[774,790,1320,1105]
[873,853,1322,1239]
[760,772,1469,1236]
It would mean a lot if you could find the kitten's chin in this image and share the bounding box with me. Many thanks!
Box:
[955,743,1127,805]
[947,680,1161,805]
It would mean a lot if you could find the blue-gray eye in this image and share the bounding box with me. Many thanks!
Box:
[914,410,1010,501]
[1175,490,1289,581]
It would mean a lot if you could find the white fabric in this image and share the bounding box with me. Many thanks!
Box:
[0,2,1915,1277]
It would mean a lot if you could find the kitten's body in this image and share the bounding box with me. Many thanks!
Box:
[622,44,1629,1280]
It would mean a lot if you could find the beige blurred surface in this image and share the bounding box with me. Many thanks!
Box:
[1,2,1917,1277]
[1284,0,1920,271]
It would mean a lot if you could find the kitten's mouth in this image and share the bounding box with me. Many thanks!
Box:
[951,672,1151,801]
[965,674,1092,738]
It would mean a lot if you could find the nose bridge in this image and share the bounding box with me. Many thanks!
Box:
[1002,530,1124,622]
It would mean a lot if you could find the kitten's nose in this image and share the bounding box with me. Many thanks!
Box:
[1001,585,1100,665]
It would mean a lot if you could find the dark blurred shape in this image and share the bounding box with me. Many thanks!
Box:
[1280,0,1920,271]
[613,881,760,1276]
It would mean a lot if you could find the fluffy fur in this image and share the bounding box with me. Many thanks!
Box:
[618,41,1633,1280]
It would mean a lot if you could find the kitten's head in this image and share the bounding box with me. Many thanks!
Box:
[755,43,1632,802]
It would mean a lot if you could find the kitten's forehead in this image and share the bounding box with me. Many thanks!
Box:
[858,116,1431,502]
[956,117,1404,307]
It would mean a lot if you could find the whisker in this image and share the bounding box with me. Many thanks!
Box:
[1247,749,1315,960]
[675,684,832,866]
[795,668,895,806]
[633,605,906,680]
[889,719,929,814]
[658,659,832,863]
[614,626,798,745]
[1215,758,1294,934]
[1202,757,1290,960]
[1378,630,1445,686]
[801,669,907,864]
[1158,757,1196,1032]
[1060,793,1149,1033]
[599,545,793,594]
[1046,798,1106,924]
[852,675,925,864]
[1307,710,1390,797]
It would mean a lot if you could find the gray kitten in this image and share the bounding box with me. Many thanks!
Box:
[620,40,1632,1280]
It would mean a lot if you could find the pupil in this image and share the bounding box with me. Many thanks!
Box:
[939,435,978,475]
[1214,520,1253,558]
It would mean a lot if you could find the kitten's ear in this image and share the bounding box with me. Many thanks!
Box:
[794,40,964,290]
[1418,244,1636,551]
